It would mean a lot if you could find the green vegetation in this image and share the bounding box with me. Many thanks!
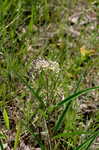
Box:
[0,0,99,149]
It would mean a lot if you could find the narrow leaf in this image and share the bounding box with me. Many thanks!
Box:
[54,101,70,131]
[53,131,94,139]
[56,86,99,108]
[3,109,10,130]
[75,131,99,150]
[17,73,45,108]
[14,121,21,150]
[0,133,6,139]
[54,86,99,131]
[0,140,4,150]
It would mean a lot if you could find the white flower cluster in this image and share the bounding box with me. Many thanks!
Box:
[35,58,60,73]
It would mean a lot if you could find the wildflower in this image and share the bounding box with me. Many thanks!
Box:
[80,46,95,57]
[35,58,60,73]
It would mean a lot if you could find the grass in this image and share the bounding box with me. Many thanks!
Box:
[0,0,99,149]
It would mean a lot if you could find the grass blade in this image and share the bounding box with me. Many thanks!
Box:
[54,101,70,131]
[14,121,21,150]
[74,131,99,150]
[0,140,4,150]
[3,109,10,130]
[54,86,99,131]
[0,133,6,140]
[53,131,94,139]
[56,86,99,108]
[54,72,83,131]
[17,73,45,108]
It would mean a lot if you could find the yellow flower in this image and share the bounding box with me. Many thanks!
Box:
[80,46,95,57]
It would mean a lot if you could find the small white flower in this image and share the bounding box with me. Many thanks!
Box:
[35,58,60,73]
[35,59,49,69]
[48,60,60,73]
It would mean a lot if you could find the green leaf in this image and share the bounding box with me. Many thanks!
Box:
[14,121,21,150]
[0,101,5,107]
[17,73,45,108]
[56,86,99,108]
[74,131,99,150]
[0,133,6,140]
[53,131,94,139]
[54,86,99,131]
[54,101,71,131]
[3,109,10,130]
[0,140,4,150]
[28,5,36,31]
